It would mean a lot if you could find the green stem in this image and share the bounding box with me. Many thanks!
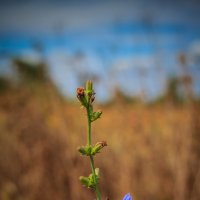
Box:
[90,156,101,200]
[87,107,91,146]
[86,107,101,200]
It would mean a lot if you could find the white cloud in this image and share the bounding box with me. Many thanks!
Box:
[189,40,200,58]
[111,55,155,72]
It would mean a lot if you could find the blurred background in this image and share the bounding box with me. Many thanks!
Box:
[0,0,200,200]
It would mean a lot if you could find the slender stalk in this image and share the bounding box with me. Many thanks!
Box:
[87,107,91,146]
[87,107,101,200]
[90,156,101,200]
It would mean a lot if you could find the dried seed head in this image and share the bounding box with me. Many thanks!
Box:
[97,141,107,148]
[77,87,85,97]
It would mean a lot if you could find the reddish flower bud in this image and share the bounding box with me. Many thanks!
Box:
[77,87,88,107]
[96,141,107,148]
[77,87,85,97]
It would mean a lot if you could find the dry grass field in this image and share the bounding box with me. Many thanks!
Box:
[0,80,200,200]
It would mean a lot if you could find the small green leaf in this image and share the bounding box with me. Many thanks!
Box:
[90,110,102,122]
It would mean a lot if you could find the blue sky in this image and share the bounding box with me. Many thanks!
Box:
[0,0,200,101]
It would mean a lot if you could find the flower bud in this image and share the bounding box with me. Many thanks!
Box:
[80,174,96,189]
[77,146,87,155]
[79,176,90,187]
[86,80,93,91]
[77,87,87,107]
[95,141,107,149]
[91,141,107,155]
[77,87,85,97]
[86,80,93,98]
[77,145,92,156]
[88,169,100,186]
[95,168,100,178]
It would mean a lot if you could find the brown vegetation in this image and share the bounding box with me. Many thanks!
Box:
[0,63,199,200]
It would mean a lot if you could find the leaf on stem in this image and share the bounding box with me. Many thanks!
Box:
[90,110,102,122]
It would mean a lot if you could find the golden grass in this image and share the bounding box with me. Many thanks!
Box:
[0,86,199,200]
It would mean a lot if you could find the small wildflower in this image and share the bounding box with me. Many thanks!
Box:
[77,80,104,200]
[123,193,132,200]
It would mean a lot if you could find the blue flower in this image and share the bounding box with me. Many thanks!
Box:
[123,193,132,200]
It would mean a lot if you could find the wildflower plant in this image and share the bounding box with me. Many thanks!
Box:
[77,80,132,200]
[77,80,105,200]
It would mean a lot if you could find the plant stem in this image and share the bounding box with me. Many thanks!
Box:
[90,156,101,200]
[87,107,91,146]
[87,107,101,200]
